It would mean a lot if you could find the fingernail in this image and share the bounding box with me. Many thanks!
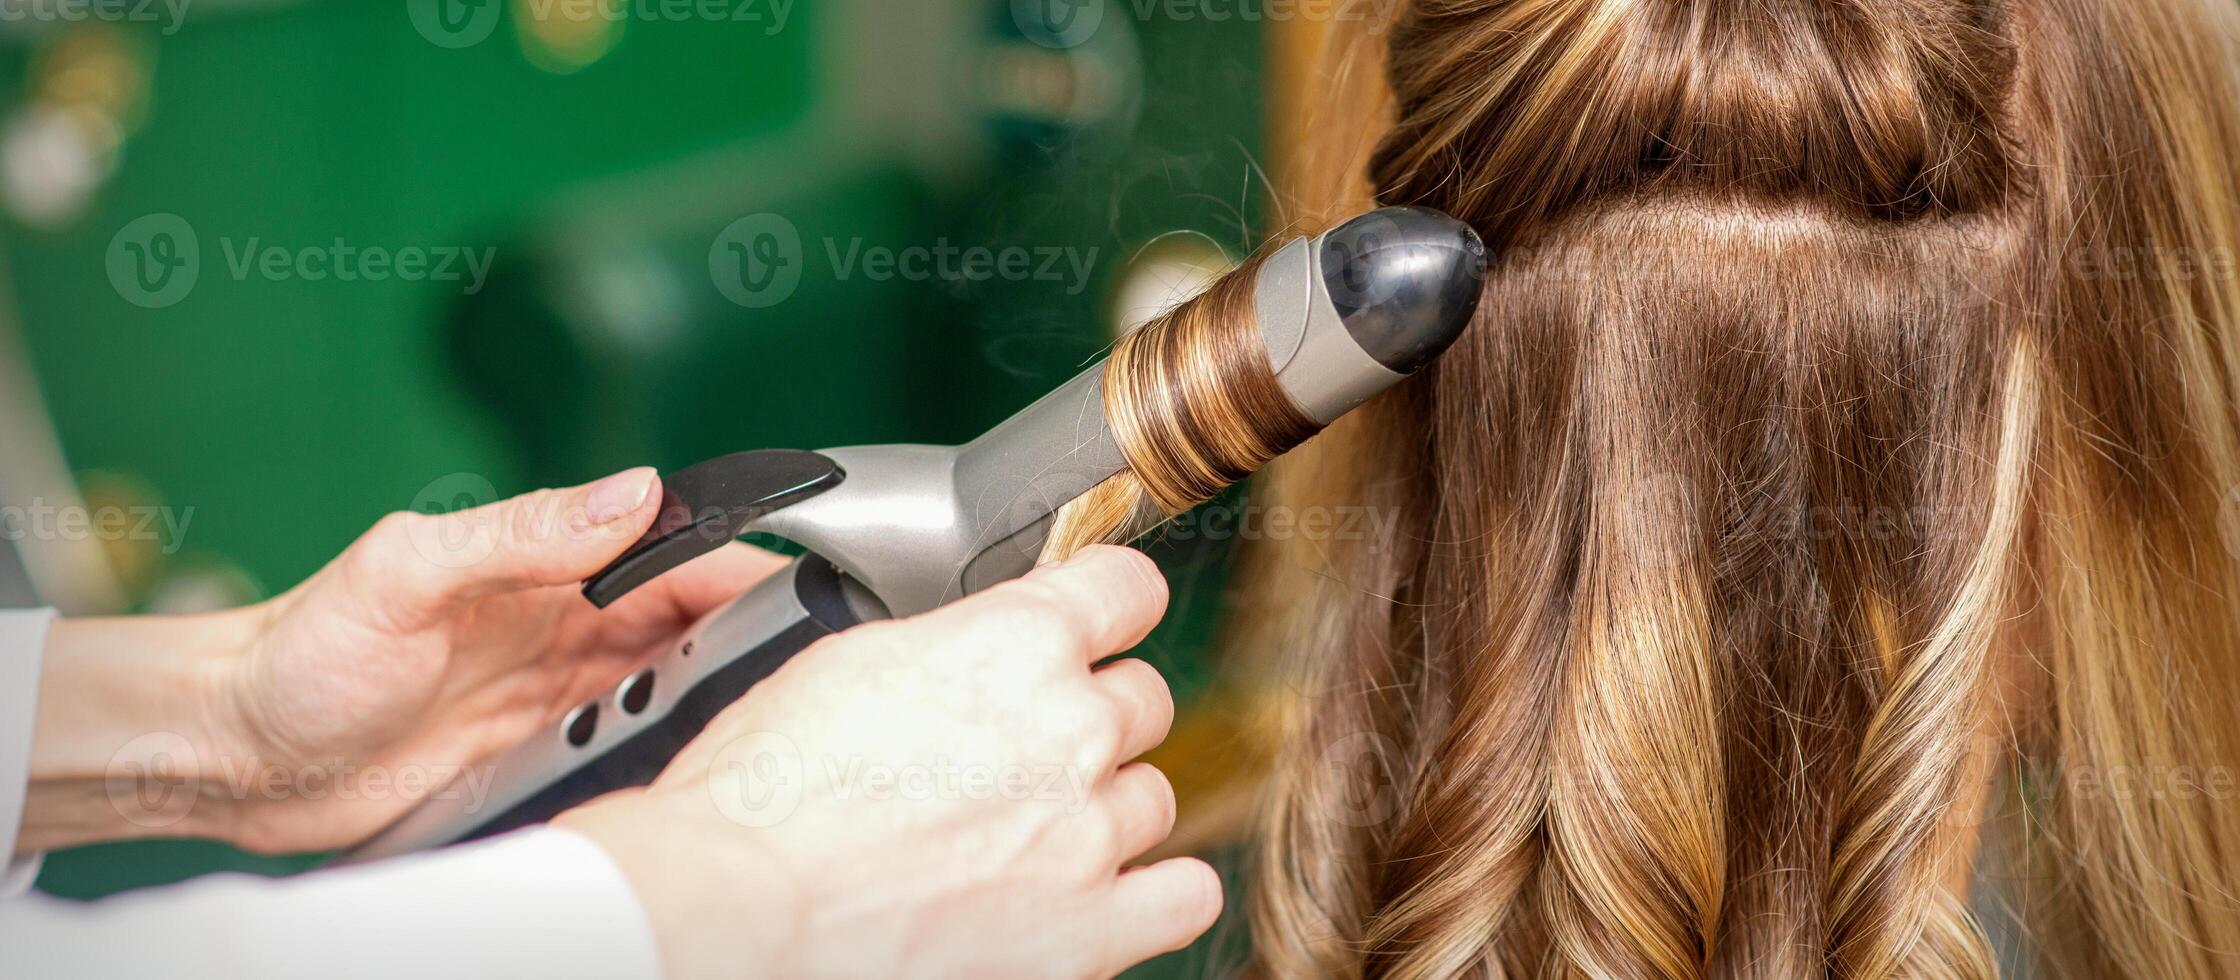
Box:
[586,467,659,524]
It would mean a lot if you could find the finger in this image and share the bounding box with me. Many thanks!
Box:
[933,545,1168,664]
[1098,857,1224,974]
[1036,547,1169,659]
[1092,659,1174,764]
[1099,763,1178,864]
[355,468,662,629]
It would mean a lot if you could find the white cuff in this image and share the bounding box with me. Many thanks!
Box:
[0,854,39,898]
[0,608,53,898]
[0,827,665,980]
[231,826,665,979]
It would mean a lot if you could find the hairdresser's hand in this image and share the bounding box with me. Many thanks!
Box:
[558,546,1219,980]
[22,468,788,856]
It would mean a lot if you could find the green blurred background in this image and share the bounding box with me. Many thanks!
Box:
[0,1,1270,973]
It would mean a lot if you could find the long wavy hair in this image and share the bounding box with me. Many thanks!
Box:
[1234,0,2240,976]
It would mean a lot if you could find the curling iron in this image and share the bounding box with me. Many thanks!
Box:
[346,206,1486,861]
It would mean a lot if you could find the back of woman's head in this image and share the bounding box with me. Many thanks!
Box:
[1243,1,2240,976]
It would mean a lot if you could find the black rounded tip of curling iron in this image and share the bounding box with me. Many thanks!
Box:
[1320,206,1487,375]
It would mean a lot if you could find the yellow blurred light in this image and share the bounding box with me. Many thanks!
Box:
[512,0,625,74]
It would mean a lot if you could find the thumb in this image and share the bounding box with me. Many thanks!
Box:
[355,467,663,628]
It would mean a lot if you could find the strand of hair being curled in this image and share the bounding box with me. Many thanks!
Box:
[1041,253,1320,562]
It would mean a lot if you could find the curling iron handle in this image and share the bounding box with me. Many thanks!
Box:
[342,556,864,863]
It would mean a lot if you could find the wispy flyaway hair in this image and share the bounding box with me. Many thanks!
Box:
[1235,0,2240,977]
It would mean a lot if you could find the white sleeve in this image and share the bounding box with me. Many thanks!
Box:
[0,607,52,894]
[0,826,666,980]
[0,607,666,980]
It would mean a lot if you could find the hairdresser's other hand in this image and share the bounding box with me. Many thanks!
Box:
[558,545,1219,980]
[218,469,789,852]
[23,468,788,856]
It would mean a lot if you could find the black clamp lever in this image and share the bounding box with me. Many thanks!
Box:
[581,449,846,608]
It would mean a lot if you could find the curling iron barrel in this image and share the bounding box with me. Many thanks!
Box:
[344,206,1486,862]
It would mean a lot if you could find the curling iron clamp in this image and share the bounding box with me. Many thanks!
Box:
[346,206,1487,861]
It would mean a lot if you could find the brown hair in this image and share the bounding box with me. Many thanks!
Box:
[1236,1,2240,977]
[1044,253,1321,560]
